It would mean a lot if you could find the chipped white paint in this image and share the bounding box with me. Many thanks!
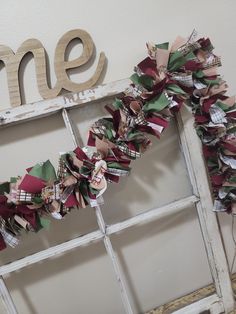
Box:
[62,109,79,148]
[172,294,224,314]
[95,205,134,314]
[176,107,235,312]
[106,195,198,235]
[0,277,17,314]
[62,107,134,314]
[0,78,130,127]
[0,230,103,276]
[0,196,197,278]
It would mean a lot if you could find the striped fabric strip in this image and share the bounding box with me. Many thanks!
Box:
[0,217,19,248]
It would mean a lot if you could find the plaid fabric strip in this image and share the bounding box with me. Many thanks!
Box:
[213,200,226,212]
[171,73,193,87]
[194,80,207,89]
[178,41,201,56]
[91,122,107,136]
[187,29,198,44]
[61,156,83,180]
[122,108,147,128]
[125,85,146,98]
[220,154,236,169]
[61,184,75,204]
[203,55,221,69]
[229,192,236,201]
[122,106,130,117]
[133,111,147,126]
[42,183,61,204]
[53,183,61,200]
[0,217,19,248]
[57,158,67,180]
[118,143,141,158]
[202,136,220,146]
[107,168,130,177]
[17,190,34,202]
[209,104,227,124]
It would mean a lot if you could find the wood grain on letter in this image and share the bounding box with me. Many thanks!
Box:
[0,29,106,107]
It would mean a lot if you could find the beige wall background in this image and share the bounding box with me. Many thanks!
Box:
[0,0,236,313]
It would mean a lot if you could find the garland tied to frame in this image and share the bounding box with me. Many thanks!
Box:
[0,31,235,251]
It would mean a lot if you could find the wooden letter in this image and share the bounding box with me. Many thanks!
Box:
[54,29,106,92]
[0,39,61,107]
[0,29,106,107]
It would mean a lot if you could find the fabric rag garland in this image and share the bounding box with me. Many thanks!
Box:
[0,30,235,251]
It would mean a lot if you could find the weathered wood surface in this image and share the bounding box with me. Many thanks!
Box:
[146,273,236,314]
[0,77,235,313]
[176,107,235,312]
[0,196,196,277]
[0,277,17,314]
[0,78,130,127]
[63,107,134,314]
[146,290,221,314]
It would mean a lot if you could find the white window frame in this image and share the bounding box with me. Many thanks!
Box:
[0,79,234,314]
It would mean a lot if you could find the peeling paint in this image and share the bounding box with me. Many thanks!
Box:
[0,79,130,127]
[15,110,35,119]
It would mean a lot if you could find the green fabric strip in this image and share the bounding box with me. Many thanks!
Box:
[39,217,51,229]
[0,182,10,195]
[29,160,57,182]
[167,84,186,95]
[107,162,131,171]
[130,73,154,89]
[156,42,169,50]
[143,92,169,112]
[113,98,123,110]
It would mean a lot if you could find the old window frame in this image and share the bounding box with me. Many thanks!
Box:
[0,79,234,314]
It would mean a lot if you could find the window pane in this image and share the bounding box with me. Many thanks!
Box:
[3,241,124,314]
[0,114,98,262]
[0,114,72,181]
[110,206,214,313]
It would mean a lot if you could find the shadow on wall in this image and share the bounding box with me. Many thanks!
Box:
[4,207,196,314]
[0,114,67,146]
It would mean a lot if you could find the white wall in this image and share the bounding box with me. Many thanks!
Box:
[0,1,236,313]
